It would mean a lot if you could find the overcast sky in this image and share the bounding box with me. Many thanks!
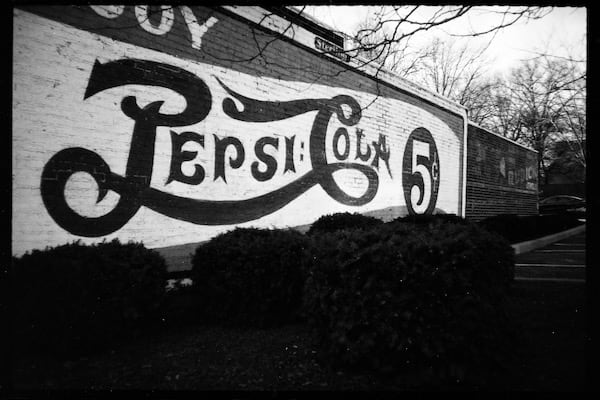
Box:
[301,6,586,76]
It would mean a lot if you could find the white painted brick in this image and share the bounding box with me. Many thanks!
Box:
[13,7,467,256]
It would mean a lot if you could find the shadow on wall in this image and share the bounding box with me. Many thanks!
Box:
[155,205,453,272]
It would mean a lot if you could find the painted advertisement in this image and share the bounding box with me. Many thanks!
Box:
[465,124,538,220]
[12,6,465,255]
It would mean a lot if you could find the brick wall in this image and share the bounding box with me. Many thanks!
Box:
[12,6,466,256]
[465,123,538,221]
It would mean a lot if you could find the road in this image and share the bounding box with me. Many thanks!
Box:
[514,231,586,283]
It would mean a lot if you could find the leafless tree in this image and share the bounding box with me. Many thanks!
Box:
[487,56,586,184]
[341,6,552,70]
[410,37,500,122]
[361,34,501,125]
[337,6,554,123]
[353,16,432,79]
[557,85,586,170]
[534,50,586,171]
[478,80,524,141]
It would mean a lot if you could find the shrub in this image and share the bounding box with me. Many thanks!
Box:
[479,213,583,243]
[158,281,204,329]
[302,220,515,383]
[307,212,383,236]
[11,240,168,358]
[190,228,310,327]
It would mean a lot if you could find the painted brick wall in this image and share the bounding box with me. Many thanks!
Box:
[465,123,538,221]
[13,5,466,257]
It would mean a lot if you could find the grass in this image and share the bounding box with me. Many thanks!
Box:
[10,280,587,392]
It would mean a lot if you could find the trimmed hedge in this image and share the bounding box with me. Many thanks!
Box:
[479,213,583,243]
[302,220,515,382]
[190,228,310,327]
[11,240,168,358]
[307,212,383,236]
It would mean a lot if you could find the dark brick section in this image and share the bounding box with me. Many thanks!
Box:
[466,124,538,221]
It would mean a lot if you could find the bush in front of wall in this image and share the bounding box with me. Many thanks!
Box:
[190,227,310,327]
[11,239,168,358]
[307,212,383,236]
[302,220,515,383]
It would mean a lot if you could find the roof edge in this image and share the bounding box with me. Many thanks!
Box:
[222,6,468,118]
[468,121,538,153]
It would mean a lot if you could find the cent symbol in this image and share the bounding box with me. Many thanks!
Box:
[402,127,440,215]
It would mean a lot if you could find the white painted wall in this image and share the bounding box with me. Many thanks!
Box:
[12,9,464,256]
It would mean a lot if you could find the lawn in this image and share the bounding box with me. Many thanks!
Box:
[10,280,587,392]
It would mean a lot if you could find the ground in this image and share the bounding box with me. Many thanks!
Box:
[10,280,587,391]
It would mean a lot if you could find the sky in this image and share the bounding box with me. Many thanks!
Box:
[301,6,586,77]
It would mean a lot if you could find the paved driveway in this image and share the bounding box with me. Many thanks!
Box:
[515,231,586,283]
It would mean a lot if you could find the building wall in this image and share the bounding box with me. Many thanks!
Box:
[465,124,538,221]
[12,6,466,256]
